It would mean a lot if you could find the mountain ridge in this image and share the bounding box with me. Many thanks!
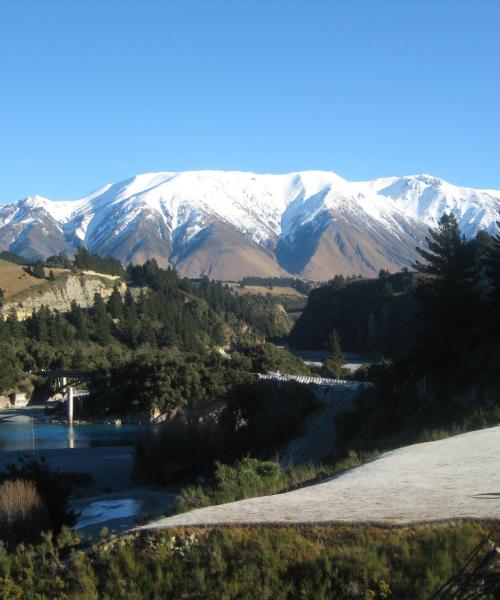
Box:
[1,170,498,280]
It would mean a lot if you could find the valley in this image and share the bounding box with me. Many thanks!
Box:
[0,213,499,598]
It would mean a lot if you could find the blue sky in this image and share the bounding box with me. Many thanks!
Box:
[1,0,499,200]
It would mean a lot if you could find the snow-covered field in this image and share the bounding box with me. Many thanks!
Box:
[140,425,500,529]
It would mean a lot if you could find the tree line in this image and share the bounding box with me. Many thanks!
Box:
[336,212,500,452]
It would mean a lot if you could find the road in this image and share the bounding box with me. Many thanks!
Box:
[139,424,500,530]
[279,388,357,465]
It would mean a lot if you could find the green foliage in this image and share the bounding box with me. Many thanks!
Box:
[74,246,124,276]
[0,350,21,392]
[177,458,283,511]
[290,269,418,357]
[0,250,30,265]
[25,260,46,279]
[90,349,251,418]
[45,252,72,268]
[236,342,311,375]
[322,329,344,378]
[240,276,313,294]
[174,457,364,514]
[0,521,496,599]
[0,260,290,387]
[291,215,500,459]
[414,212,480,373]
[194,277,291,338]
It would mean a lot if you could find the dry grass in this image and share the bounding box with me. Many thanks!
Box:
[0,479,48,546]
[0,259,69,300]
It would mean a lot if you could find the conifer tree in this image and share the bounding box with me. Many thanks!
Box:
[485,217,500,333]
[91,293,112,344]
[414,212,478,370]
[107,285,124,319]
[323,329,344,378]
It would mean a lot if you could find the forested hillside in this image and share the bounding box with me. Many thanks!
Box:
[0,253,293,395]
[289,270,419,357]
[335,214,500,452]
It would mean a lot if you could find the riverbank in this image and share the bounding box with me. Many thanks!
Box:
[0,407,178,537]
[0,445,178,537]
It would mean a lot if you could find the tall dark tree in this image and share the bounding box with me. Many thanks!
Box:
[323,329,344,378]
[91,293,112,344]
[107,285,124,319]
[485,217,500,333]
[414,212,479,372]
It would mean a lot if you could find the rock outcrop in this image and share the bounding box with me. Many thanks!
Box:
[1,271,125,320]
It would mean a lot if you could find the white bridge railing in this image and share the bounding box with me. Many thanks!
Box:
[257,371,373,389]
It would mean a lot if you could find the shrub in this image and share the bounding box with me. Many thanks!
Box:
[0,479,48,547]
[0,455,78,537]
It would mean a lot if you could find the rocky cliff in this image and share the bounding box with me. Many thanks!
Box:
[1,271,125,320]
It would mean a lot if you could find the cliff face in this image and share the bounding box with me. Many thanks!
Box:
[1,271,126,320]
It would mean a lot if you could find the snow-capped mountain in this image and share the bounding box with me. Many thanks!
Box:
[0,170,498,280]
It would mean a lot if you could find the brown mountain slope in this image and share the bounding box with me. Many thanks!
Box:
[172,222,287,280]
[277,214,426,279]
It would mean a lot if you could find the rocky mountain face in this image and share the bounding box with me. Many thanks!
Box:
[0,170,498,280]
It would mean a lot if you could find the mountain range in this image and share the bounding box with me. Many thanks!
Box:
[1,170,499,280]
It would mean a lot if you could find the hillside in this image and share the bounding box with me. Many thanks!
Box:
[1,170,499,280]
[0,259,61,299]
[0,259,123,320]
[140,425,500,528]
[289,271,420,356]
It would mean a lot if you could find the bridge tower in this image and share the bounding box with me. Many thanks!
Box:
[67,386,74,425]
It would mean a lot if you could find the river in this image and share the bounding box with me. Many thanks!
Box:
[0,407,177,537]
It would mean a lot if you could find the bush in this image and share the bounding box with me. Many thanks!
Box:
[0,456,78,538]
[0,479,48,547]
[173,453,379,515]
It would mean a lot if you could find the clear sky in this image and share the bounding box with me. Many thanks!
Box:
[1,0,499,201]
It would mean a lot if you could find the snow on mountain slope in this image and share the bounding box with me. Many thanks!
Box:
[0,170,498,279]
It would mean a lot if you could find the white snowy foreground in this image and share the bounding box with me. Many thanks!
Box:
[140,425,500,530]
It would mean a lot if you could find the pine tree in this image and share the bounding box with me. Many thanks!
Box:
[107,285,124,319]
[29,261,45,279]
[414,212,479,370]
[485,217,500,333]
[323,329,344,378]
[91,293,112,344]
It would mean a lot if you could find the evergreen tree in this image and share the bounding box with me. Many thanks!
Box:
[68,301,90,342]
[414,212,479,371]
[107,285,124,319]
[91,293,112,344]
[28,261,45,279]
[485,218,500,333]
[323,329,344,378]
